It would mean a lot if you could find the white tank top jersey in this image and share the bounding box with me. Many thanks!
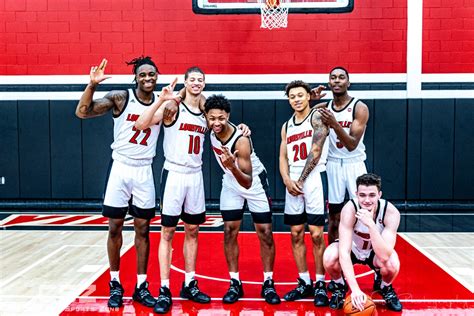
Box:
[210,123,265,177]
[163,102,208,172]
[327,98,366,161]
[285,108,328,174]
[110,89,161,165]
[351,198,388,260]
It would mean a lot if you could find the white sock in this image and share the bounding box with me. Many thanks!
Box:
[333,276,344,285]
[316,274,325,282]
[263,271,273,282]
[185,271,195,286]
[381,280,390,289]
[161,279,170,288]
[137,274,147,288]
[110,271,120,283]
[229,272,240,281]
[298,272,311,285]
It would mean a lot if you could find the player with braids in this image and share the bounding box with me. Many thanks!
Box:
[76,57,179,309]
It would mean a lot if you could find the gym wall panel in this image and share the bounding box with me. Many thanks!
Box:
[274,100,294,200]
[81,114,113,199]
[50,101,83,198]
[406,99,422,200]
[420,99,455,199]
[372,99,407,200]
[453,99,474,199]
[364,99,375,173]
[18,100,51,198]
[0,101,20,198]
[243,100,276,197]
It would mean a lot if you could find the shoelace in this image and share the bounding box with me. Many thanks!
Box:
[382,287,397,301]
[110,287,123,296]
[189,286,200,296]
[158,294,171,303]
[296,283,307,294]
[138,288,152,299]
[263,286,276,296]
[228,285,240,294]
[314,287,326,296]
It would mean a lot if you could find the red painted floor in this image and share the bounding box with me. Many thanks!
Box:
[62,232,474,315]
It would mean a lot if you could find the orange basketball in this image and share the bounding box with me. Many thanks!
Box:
[265,0,280,8]
[343,295,377,316]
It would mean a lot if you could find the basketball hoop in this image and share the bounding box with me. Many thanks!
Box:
[260,0,289,30]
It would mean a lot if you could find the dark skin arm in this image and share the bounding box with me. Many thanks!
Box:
[297,111,329,185]
[75,58,126,118]
[318,101,369,151]
[219,137,253,189]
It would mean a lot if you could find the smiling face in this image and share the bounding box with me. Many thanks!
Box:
[328,68,350,96]
[356,185,382,211]
[288,86,311,113]
[184,71,205,96]
[135,64,158,93]
[206,108,229,135]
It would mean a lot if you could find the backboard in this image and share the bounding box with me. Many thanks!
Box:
[192,0,354,14]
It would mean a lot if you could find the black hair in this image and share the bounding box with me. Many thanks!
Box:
[329,66,350,80]
[126,56,159,75]
[185,66,205,80]
[285,80,311,96]
[204,94,231,113]
[356,173,382,191]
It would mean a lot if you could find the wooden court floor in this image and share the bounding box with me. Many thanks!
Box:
[0,213,473,315]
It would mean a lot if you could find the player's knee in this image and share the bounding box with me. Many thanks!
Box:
[310,229,324,243]
[258,228,274,248]
[223,224,239,242]
[323,244,339,266]
[161,227,176,242]
[291,230,305,245]
[185,224,199,239]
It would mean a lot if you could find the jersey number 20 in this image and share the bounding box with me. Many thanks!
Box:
[292,143,308,162]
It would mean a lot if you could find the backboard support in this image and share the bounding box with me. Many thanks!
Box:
[192,0,354,14]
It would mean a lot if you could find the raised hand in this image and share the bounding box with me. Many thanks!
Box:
[160,77,180,102]
[310,85,327,100]
[237,123,251,136]
[317,108,338,128]
[220,146,238,170]
[90,59,112,85]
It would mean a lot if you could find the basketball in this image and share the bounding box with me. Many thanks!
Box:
[343,295,377,316]
[265,0,280,8]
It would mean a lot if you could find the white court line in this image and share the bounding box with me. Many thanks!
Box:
[170,264,373,285]
[75,296,474,303]
[399,233,474,293]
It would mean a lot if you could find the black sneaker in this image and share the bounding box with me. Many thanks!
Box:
[373,269,382,292]
[313,280,329,306]
[223,278,244,304]
[154,286,172,314]
[283,278,313,301]
[108,280,124,308]
[132,281,156,307]
[328,282,346,310]
[327,280,336,292]
[180,280,211,303]
[381,284,403,311]
[260,279,281,304]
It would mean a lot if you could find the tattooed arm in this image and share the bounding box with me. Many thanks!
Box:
[75,58,125,118]
[297,111,329,184]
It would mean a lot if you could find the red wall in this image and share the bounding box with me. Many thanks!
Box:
[423,0,474,73]
[0,0,471,75]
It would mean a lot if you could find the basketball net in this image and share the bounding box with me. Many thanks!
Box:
[260,0,289,30]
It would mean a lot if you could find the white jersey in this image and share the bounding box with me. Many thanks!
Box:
[110,89,161,165]
[210,123,265,178]
[327,98,366,161]
[285,108,327,174]
[163,102,208,173]
[351,198,387,260]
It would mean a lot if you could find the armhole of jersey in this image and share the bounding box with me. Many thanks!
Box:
[113,89,129,118]
[231,134,250,154]
[350,199,358,227]
[163,102,181,128]
[284,121,289,133]
[352,99,361,121]
[381,200,389,226]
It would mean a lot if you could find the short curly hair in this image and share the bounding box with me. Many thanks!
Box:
[285,80,311,96]
[204,94,231,113]
[356,173,382,191]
